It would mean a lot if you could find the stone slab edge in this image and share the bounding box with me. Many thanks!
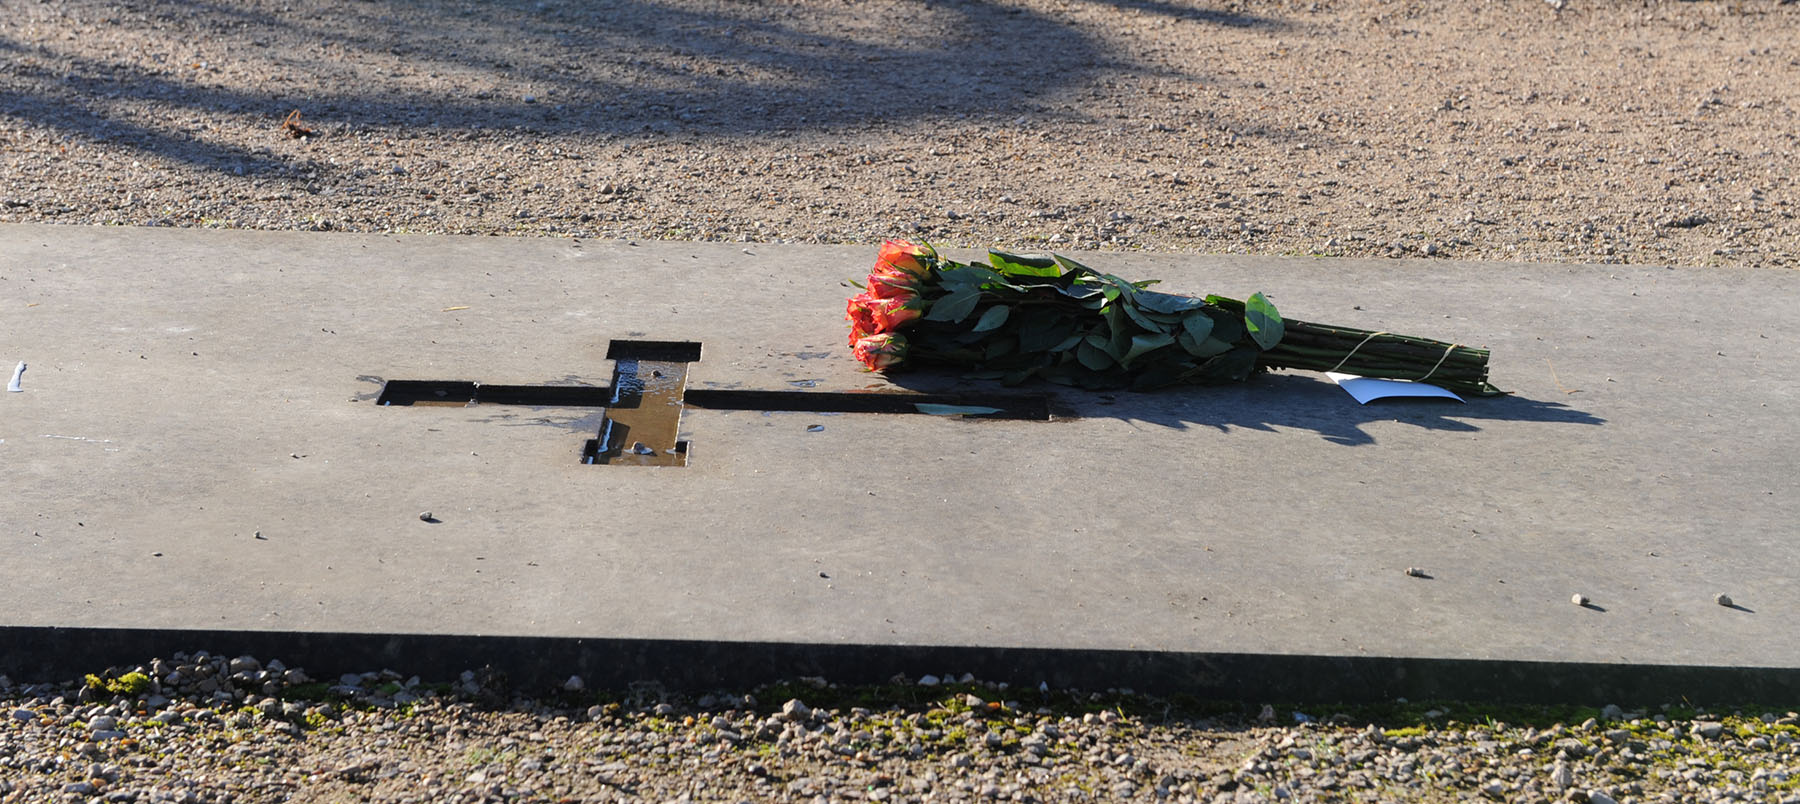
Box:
[4,627,1797,706]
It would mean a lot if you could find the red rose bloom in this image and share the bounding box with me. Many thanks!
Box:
[846,292,879,345]
[867,263,921,300]
[852,333,908,371]
[846,290,921,346]
[876,240,930,276]
[865,295,920,331]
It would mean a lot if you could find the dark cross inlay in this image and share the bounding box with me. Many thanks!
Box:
[376,339,1055,466]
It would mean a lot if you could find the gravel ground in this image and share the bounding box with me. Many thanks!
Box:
[1,0,1796,266]
[2,655,1798,804]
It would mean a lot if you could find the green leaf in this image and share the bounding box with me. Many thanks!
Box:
[1104,308,1132,358]
[1203,294,1243,312]
[914,403,1004,417]
[1076,338,1114,370]
[924,288,982,323]
[1049,333,1084,352]
[937,265,1012,291]
[1177,332,1235,358]
[1053,255,1096,274]
[1244,292,1285,351]
[1104,305,1128,340]
[1056,285,1105,303]
[1208,313,1245,345]
[971,305,1011,332]
[1136,290,1208,314]
[1122,302,1166,333]
[1121,333,1175,367]
[1180,311,1214,343]
[1096,273,1139,301]
[986,251,1062,277]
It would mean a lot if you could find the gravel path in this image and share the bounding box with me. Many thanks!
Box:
[1,0,1796,266]
[3,655,1798,804]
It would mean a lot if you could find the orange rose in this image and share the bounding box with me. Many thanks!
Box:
[867,263,921,300]
[846,292,879,346]
[865,295,920,331]
[876,240,930,276]
[852,333,908,371]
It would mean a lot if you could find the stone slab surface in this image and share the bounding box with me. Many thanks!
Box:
[2,224,1796,695]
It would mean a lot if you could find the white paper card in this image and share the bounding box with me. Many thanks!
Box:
[1325,372,1464,405]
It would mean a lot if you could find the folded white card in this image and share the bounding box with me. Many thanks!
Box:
[1325,372,1464,405]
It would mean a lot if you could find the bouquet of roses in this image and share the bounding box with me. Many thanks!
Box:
[846,240,1500,396]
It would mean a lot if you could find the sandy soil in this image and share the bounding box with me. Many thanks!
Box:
[1,0,1796,267]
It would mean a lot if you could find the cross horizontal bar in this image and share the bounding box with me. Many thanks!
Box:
[375,380,1053,420]
[682,389,1051,421]
[376,381,609,407]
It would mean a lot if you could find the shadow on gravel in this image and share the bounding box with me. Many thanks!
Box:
[1084,0,1284,27]
[0,50,302,174]
[0,0,1284,171]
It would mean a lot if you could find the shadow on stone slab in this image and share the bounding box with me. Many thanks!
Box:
[4,627,1793,706]
[884,370,1605,447]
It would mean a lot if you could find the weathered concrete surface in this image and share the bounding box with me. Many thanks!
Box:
[2,224,1795,697]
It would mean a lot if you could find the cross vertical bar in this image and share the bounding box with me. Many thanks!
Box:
[582,341,702,466]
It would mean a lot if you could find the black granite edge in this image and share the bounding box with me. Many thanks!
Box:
[3,626,1796,706]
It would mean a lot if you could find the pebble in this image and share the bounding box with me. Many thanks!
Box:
[418,511,433,521]
[1405,567,1427,577]
[1572,593,1589,606]
[1551,761,1573,788]
[781,698,812,722]
[1587,790,1619,804]
[1714,593,1733,607]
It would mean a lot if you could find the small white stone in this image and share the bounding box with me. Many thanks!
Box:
[1572,593,1589,606]
[1405,567,1427,577]
[418,511,433,522]
[780,698,811,722]
[1550,761,1573,788]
